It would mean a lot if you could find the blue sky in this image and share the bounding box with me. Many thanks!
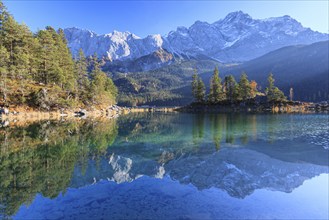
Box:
[3,1,329,37]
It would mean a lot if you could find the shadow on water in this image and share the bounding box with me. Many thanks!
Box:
[0,112,328,218]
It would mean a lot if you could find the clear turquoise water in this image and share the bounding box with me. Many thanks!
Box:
[1,113,328,219]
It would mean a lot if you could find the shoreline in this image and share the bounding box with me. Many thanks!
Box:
[176,101,329,113]
[0,105,131,127]
[1,101,328,127]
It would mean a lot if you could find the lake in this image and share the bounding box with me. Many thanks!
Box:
[0,113,328,219]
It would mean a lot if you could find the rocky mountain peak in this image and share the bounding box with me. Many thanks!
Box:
[222,10,253,22]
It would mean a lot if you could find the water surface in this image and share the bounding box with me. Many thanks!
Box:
[0,113,328,219]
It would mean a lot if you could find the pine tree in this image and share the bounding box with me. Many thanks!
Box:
[28,36,40,81]
[0,1,10,44]
[76,49,88,86]
[90,53,117,106]
[208,66,225,103]
[267,73,275,91]
[104,75,118,105]
[36,28,58,84]
[14,23,36,103]
[265,73,286,102]
[76,48,90,103]
[57,28,76,91]
[2,16,22,78]
[0,5,37,103]
[196,77,206,103]
[224,75,238,102]
[238,72,252,101]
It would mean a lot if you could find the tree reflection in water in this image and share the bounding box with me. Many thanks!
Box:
[0,119,118,217]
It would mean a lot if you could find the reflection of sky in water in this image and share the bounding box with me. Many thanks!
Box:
[0,113,328,219]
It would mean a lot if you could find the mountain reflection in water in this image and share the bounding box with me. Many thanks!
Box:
[0,113,328,219]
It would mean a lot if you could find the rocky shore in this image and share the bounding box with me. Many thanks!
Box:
[0,105,130,127]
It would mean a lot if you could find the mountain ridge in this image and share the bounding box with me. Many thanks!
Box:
[64,11,328,64]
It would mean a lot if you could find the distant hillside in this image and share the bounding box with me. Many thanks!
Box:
[223,40,329,102]
[112,41,328,106]
[112,59,223,106]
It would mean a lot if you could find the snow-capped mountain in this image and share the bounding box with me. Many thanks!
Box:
[102,48,176,72]
[64,28,163,61]
[64,11,328,63]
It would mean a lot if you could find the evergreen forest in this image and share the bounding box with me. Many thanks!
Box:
[0,2,117,110]
[191,67,287,104]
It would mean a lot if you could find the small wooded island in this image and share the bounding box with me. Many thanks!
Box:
[178,67,328,113]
